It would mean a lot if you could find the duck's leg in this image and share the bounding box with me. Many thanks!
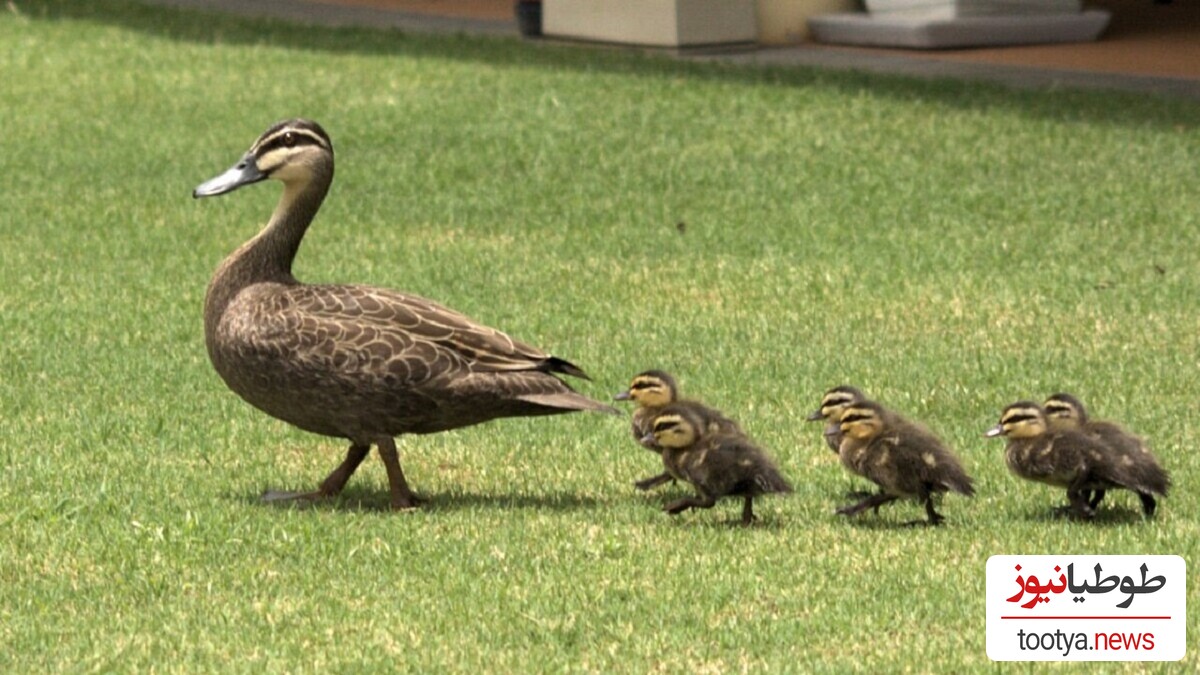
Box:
[261,443,370,504]
[634,472,674,491]
[376,437,421,509]
[1087,489,1106,510]
[318,443,371,495]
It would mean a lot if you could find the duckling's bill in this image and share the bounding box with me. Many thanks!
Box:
[194,154,266,198]
[984,425,1004,438]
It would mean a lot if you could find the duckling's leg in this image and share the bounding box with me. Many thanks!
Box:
[741,496,756,525]
[1137,492,1157,517]
[376,437,422,509]
[836,493,897,517]
[1065,481,1096,520]
[664,494,717,516]
[1086,489,1106,510]
[635,472,674,491]
[261,443,370,505]
[917,489,945,527]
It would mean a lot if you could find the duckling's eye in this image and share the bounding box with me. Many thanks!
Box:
[283,132,297,147]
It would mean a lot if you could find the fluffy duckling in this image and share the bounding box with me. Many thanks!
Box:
[806,385,866,454]
[835,400,974,526]
[645,404,792,525]
[614,370,741,491]
[1042,393,1169,516]
[986,401,1146,519]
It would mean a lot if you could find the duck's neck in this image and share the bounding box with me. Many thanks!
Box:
[204,170,331,339]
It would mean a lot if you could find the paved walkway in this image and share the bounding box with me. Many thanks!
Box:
[142,0,1200,102]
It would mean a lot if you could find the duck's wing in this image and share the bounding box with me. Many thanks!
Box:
[226,282,594,387]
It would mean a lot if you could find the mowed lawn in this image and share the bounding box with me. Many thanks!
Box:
[1,0,1198,670]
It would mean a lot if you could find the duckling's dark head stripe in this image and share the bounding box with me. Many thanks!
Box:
[1000,401,1043,425]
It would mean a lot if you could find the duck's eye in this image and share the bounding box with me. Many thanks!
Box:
[283,132,296,147]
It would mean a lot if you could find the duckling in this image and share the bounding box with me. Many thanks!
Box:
[806,385,865,454]
[1042,393,1169,516]
[614,370,741,491]
[986,401,1143,519]
[193,119,618,510]
[645,404,792,525]
[835,400,974,526]
[807,385,876,501]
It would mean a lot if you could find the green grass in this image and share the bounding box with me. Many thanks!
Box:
[2,0,1198,670]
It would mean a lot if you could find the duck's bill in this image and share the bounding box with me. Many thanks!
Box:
[639,432,656,445]
[613,391,631,401]
[805,410,824,421]
[984,425,1005,438]
[193,154,265,198]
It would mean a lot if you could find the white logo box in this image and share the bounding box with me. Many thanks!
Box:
[986,555,1186,661]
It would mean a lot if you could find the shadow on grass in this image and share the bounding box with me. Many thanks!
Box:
[1023,504,1152,527]
[230,486,602,514]
[17,0,1200,130]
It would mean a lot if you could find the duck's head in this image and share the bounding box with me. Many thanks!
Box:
[194,118,333,198]
[838,400,887,441]
[644,405,703,449]
[1042,392,1089,431]
[986,401,1047,440]
[614,370,678,407]
[807,385,865,422]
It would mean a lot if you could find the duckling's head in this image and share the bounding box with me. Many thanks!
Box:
[806,385,865,422]
[645,405,704,449]
[1043,392,1089,430]
[614,370,678,407]
[194,118,333,198]
[985,402,1048,439]
[838,400,886,441]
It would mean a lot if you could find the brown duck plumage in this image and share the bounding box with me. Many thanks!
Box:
[194,119,616,509]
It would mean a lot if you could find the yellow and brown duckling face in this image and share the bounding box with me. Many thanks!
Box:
[807,385,865,423]
[614,370,678,408]
[838,401,887,441]
[1043,393,1089,431]
[985,402,1048,440]
[645,407,704,450]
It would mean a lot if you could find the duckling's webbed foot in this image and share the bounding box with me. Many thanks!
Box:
[836,493,897,518]
[635,473,674,491]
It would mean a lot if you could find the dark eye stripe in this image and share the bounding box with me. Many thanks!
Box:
[840,413,870,424]
[1002,413,1037,425]
[257,130,323,155]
